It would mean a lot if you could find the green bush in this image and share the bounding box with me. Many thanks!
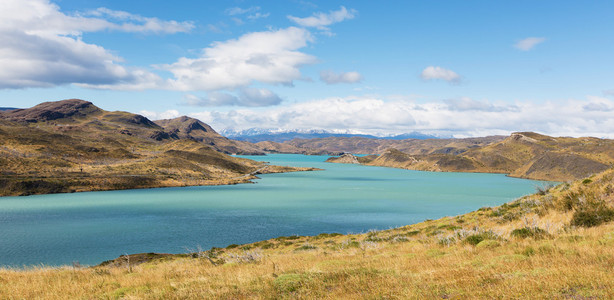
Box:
[571,207,614,227]
[465,234,485,246]
[510,227,548,239]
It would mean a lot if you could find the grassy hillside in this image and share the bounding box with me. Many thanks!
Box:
[155,116,264,155]
[328,132,614,181]
[281,135,505,155]
[0,100,314,196]
[2,167,614,298]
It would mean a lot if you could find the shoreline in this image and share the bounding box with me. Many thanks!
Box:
[0,164,322,197]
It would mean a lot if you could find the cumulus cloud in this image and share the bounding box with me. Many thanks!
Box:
[320,70,363,84]
[178,96,614,138]
[444,97,519,112]
[582,96,614,111]
[288,6,356,31]
[0,0,190,89]
[162,27,317,91]
[183,88,283,107]
[421,66,461,83]
[514,37,546,51]
[139,109,180,120]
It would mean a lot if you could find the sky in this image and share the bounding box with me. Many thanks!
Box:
[1,0,613,138]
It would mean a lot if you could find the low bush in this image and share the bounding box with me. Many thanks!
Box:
[510,227,548,239]
[571,206,614,227]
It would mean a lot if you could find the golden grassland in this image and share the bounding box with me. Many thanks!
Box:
[2,168,614,299]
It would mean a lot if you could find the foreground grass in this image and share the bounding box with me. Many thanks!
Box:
[2,170,614,299]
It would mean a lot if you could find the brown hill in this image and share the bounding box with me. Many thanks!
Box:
[1,99,102,122]
[155,116,264,155]
[329,132,614,181]
[0,99,313,196]
[284,135,505,155]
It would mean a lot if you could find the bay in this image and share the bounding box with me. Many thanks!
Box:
[0,154,549,267]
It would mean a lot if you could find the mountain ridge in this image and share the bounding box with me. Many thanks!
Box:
[0,99,313,196]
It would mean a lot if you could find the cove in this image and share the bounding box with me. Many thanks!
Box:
[0,154,550,267]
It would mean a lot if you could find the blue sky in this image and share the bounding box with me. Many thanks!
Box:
[1,0,613,137]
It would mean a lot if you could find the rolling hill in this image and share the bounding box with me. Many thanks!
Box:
[327,132,614,181]
[0,99,314,196]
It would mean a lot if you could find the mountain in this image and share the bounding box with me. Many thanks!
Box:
[0,107,18,111]
[0,99,313,196]
[328,132,614,181]
[222,128,439,143]
[154,116,264,155]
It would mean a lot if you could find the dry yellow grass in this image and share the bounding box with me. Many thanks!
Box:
[2,168,614,299]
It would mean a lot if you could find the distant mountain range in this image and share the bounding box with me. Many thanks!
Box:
[221,128,440,143]
[0,107,18,111]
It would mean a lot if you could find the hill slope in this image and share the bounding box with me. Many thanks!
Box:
[327,132,614,181]
[155,116,264,155]
[0,99,313,196]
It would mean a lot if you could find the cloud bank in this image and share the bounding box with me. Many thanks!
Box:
[179,95,614,138]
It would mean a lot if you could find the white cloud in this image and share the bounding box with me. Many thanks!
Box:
[421,66,461,83]
[247,13,270,20]
[0,0,190,89]
[444,97,519,112]
[320,70,363,84]
[183,88,282,107]
[288,6,356,31]
[82,8,194,34]
[514,37,546,51]
[162,27,317,91]
[225,6,269,23]
[225,7,260,16]
[181,95,614,138]
[139,109,180,120]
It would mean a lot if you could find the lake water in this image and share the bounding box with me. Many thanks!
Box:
[0,154,548,267]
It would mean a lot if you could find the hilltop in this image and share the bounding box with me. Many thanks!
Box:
[326,132,614,181]
[263,135,505,155]
[0,99,314,196]
[2,159,614,298]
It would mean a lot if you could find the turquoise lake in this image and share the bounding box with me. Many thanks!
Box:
[0,154,550,267]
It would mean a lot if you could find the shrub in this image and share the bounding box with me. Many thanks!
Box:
[571,206,614,227]
[295,243,317,251]
[464,231,500,246]
[465,234,485,246]
[510,227,548,239]
[476,240,500,249]
[274,273,310,293]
